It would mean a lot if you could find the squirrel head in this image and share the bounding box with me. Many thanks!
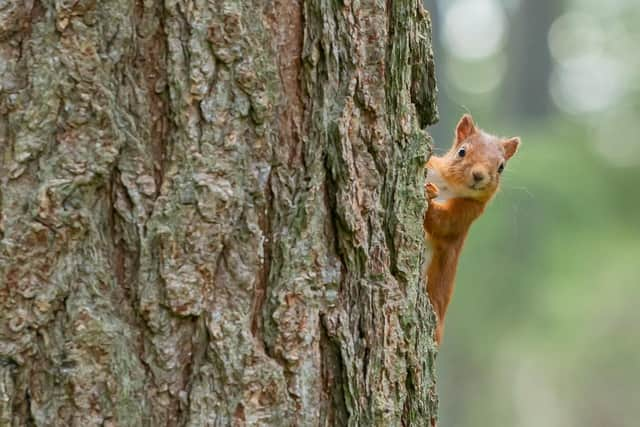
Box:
[438,114,520,202]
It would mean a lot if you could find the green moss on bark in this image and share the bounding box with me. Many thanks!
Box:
[0,0,439,425]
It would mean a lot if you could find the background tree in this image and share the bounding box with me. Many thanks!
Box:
[0,1,439,425]
[503,0,559,119]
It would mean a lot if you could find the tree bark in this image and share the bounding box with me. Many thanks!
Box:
[0,0,438,426]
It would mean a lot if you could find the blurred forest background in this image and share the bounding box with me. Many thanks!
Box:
[422,0,640,426]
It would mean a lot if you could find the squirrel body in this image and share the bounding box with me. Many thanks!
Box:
[424,115,520,344]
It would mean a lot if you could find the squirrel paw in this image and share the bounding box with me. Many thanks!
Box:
[425,182,439,200]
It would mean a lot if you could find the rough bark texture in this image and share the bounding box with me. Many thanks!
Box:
[0,0,438,426]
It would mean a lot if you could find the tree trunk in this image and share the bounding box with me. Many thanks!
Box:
[0,0,438,425]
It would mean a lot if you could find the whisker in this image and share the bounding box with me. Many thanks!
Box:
[500,183,535,199]
[429,146,448,155]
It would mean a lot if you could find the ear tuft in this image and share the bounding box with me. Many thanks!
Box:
[455,114,476,143]
[502,137,520,160]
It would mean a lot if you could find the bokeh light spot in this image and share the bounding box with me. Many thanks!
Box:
[550,54,626,114]
[443,0,507,61]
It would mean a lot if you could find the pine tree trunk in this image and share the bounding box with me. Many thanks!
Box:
[0,1,438,425]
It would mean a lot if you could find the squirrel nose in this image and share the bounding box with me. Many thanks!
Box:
[472,171,485,182]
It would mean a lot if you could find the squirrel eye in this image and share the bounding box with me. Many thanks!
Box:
[498,163,505,173]
[458,148,466,158]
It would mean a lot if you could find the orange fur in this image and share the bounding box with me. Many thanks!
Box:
[424,115,520,344]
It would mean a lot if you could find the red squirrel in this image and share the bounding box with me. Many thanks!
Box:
[424,114,520,344]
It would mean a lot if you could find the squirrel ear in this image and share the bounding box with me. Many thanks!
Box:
[455,114,476,143]
[502,137,520,160]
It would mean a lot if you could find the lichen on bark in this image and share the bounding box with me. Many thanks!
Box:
[0,0,439,426]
